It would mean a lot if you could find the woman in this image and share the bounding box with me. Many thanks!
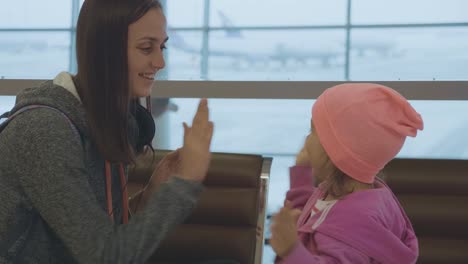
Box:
[0,0,214,263]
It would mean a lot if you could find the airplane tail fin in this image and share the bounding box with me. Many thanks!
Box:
[218,10,242,38]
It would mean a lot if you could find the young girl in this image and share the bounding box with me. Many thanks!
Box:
[270,83,423,263]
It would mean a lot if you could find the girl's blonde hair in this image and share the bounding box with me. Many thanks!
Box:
[323,157,384,199]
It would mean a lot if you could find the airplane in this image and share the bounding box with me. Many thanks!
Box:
[166,11,401,68]
[351,40,404,58]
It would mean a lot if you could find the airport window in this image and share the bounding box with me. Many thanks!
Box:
[163,31,204,80]
[166,0,205,28]
[208,0,347,27]
[350,27,468,80]
[0,0,72,28]
[0,32,70,79]
[1,0,467,81]
[352,0,468,24]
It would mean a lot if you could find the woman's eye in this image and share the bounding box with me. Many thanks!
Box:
[141,47,152,54]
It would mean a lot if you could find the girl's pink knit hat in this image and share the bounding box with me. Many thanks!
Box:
[312,83,424,183]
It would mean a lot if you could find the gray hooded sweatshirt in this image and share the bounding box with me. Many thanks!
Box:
[0,73,203,263]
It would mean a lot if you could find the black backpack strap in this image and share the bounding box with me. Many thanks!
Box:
[0,111,10,120]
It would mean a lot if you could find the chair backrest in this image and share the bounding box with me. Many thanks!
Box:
[384,158,468,264]
[128,150,272,264]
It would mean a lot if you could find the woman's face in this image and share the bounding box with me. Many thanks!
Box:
[127,7,167,98]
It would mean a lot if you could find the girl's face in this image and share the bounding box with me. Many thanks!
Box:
[127,8,167,98]
[305,120,334,183]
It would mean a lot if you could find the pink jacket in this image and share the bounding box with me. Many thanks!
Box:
[276,166,418,264]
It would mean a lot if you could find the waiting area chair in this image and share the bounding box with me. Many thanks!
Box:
[128,150,272,264]
[385,158,468,264]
